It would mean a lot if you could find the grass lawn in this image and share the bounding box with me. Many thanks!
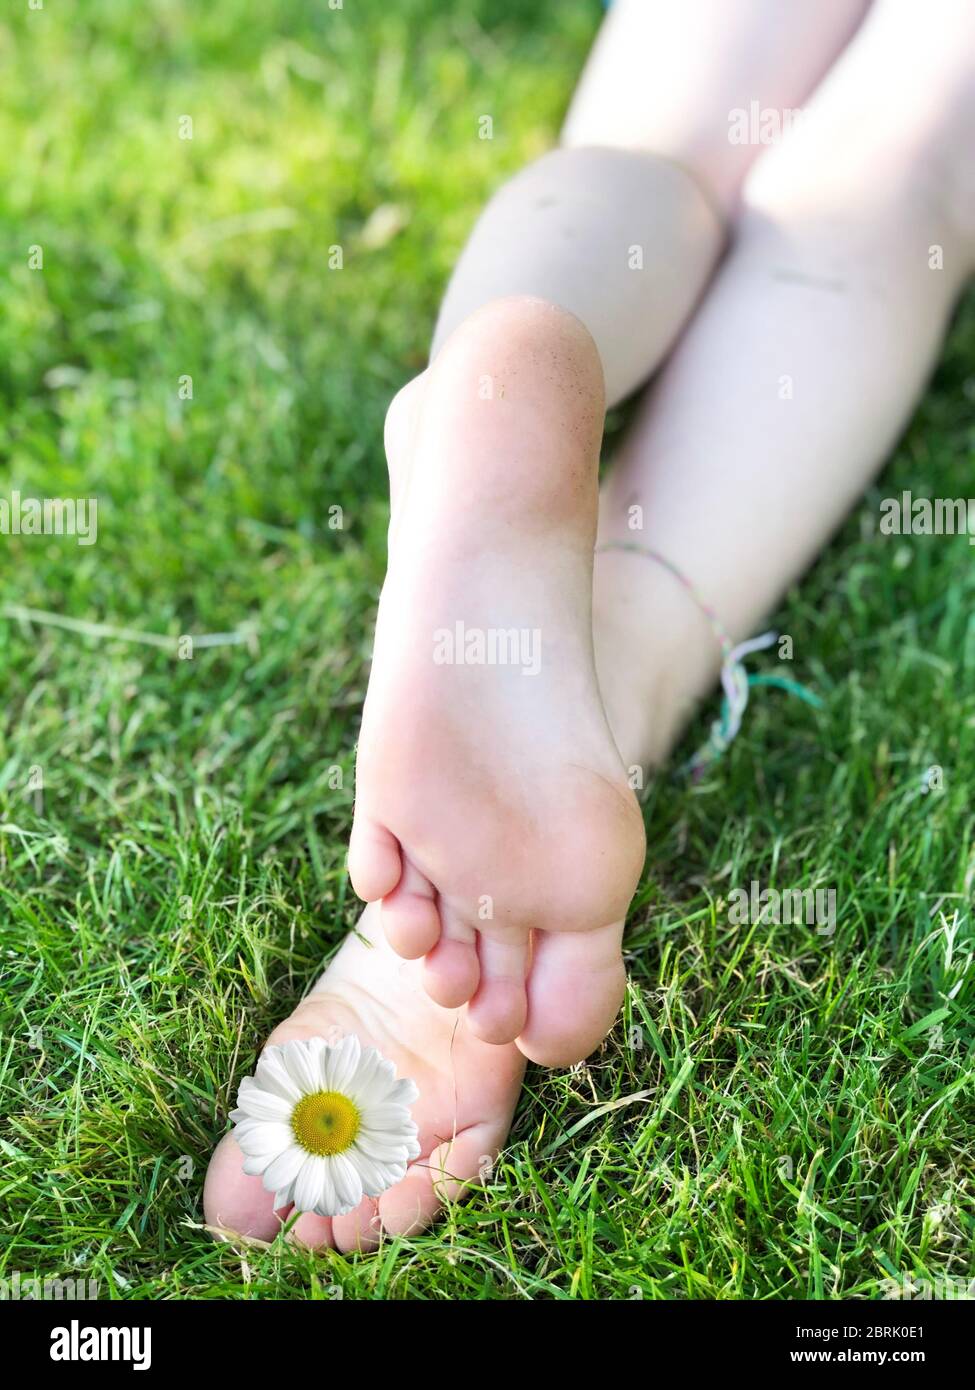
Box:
[1,0,973,1301]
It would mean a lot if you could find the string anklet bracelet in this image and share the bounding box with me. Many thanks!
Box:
[595,540,821,780]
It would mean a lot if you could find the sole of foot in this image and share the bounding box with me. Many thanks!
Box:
[203,905,526,1253]
[348,296,646,1066]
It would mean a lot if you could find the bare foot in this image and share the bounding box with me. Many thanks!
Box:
[348,296,646,1068]
[205,298,648,1248]
[203,905,525,1253]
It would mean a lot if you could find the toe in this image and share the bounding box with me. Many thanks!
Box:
[377,1123,499,1239]
[466,931,529,1045]
[423,906,479,1008]
[331,1197,382,1254]
[289,1211,336,1250]
[517,922,626,1067]
[381,856,441,959]
[203,1134,292,1242]
[348,816,402,902]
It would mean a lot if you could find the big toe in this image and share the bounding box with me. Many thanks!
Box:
[203,1133,293,1243]
[348,815,402,903]
[517,922,626,1067]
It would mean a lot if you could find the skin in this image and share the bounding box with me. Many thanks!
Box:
[350,298,646,1067]
[204,0,974,1249]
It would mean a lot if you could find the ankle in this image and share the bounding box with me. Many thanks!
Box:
[594,546,723,774]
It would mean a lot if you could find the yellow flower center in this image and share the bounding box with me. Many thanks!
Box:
[291,1091,361,1156]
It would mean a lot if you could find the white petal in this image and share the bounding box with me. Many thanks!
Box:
[254,1047,302,1103]
[318,1161,338,1216]
[293,1156,327,1214]
[388,1076,419,1107]
[330,1153,364,1212]
[325,1034,361,1092]
[241,1152,273,1177]
[283,1037,327,1094]
[344,1047,384,1105]
[349,1149,394,1197]
[358,1119,415,1145]
[371,1055,399,1092]
[360,1103,414,1130]
[369,1161,407,1190]
[262,1144,308,1194]
[233,1080,293,1123]
[354,1080,392,1110]
[235,1120,293,1158]
[273,1188,294,1210]
[355,1132,412,1164]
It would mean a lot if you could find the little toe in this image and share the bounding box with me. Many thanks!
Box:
[517,922,626,1067]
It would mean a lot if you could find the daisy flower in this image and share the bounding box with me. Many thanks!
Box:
[230,1034,420,1218]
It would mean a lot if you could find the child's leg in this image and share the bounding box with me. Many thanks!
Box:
[203,1,888,1251]
[594,0,975,772]
[435,0,868,405]
[354,0,873,1066]
[562,0,869,213]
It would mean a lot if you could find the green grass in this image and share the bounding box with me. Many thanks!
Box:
[1,0,973,1301]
